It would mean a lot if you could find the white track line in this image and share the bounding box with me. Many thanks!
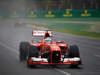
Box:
[95,55,100,58]
[0,42,19,54]
[55,68,71,75]
[80,43,100,50]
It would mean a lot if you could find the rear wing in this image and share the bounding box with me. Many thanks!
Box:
[32,30,52,37]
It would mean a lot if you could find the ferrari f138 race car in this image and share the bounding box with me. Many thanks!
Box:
[19,30,82,67]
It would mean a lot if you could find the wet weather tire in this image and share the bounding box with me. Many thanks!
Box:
[68,45,80,68]
[27,46,39,68]
[28,45,39,58]
[68,45,80,58]
[19,42,29,62]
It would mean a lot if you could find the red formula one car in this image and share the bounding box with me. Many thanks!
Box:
[19,30,82,67]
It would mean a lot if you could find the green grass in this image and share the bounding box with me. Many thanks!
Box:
[31,17,100,21]
[26,18,100,38]
[47,22,100,38]
[55,29,100,38]
[48,23,90,31]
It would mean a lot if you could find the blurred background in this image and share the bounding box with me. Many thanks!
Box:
[0,0,100,38]
[0,0,100,18]
[0,0,100,11]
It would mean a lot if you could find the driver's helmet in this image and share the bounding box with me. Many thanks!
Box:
[44,37,52,43]
[44,31,50,39]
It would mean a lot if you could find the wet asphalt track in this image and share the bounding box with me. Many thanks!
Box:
[0,19,100,75]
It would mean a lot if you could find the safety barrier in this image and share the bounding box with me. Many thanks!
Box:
[0,9,100,18]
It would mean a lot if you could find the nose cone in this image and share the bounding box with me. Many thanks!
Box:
[50,44,61,51]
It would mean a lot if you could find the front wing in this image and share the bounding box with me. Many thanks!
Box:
[27,57,81,65]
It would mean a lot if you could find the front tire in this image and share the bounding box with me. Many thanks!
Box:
[19,42,29,62]
[28,45,39,58]
[27,45,39,68]
[68,45,80,58]
[68,45,81,67]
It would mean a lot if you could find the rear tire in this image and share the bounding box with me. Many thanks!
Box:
[19,42,29,62]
